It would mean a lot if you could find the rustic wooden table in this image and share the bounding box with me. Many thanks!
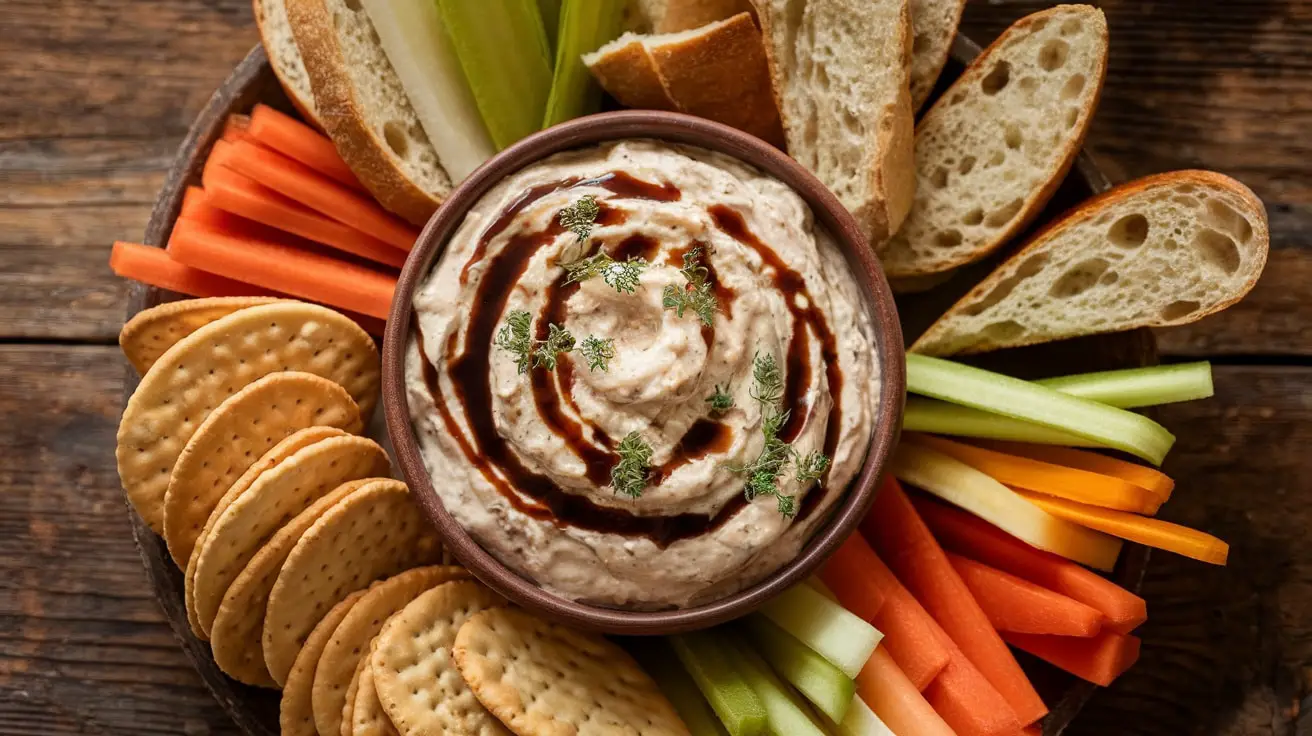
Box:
[0,0,1306,733]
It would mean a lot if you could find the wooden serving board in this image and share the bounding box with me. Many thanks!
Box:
[122,37,1151,736]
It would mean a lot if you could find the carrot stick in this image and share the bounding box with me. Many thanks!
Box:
[1016,492,1230,565]
[215,138,419,250]
[924,656,1022,736]
[856,648,956,736]
[110,241,279,298]
[820,534,951,690]
[909,434,1159,514]
[1022,725,1042,736]
[246,103,364,190]
[181,186,207,219]
[167,218,396,320]
[948,553,1103,637]
[1003,630,1141,687]
[222,114,251,144]
[202,165,407,269]
[865,478,1048,725]
[914,497,1147,635]
[975,440,1174,503]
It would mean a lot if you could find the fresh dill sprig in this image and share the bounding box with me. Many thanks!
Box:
[706,384,735,415]
[532,323,576,370]
[662,246,717,326]
[579,336,616,372]
[749,351,784,409]
[793,450,831,486]
[493,310,534,374]
[558,195,601,245]
[611,432,653,498]
[563,252,648,294]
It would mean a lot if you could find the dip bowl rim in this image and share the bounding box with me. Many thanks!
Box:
[382,110,906,635]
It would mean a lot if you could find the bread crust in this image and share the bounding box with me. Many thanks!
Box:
[657,0,756,32]
[585,38,679,111]
[911,169,1271,356]
[253,0,323,130]
[908,0,968,111]
[285,0,444,226]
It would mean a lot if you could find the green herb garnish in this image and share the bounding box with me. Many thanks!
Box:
[611,431,653,498]
[558,195,601,245]
[532,323,576,370]
[579,336,616,372]
[563,252,648,294]
[706,384,735,415]
[793,451,831,486]
[494,310,534,374]
[662,246,717,326]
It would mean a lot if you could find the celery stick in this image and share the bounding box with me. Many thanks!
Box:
[537,0,562,54]
[1037,361,1214,408]
[808,577,839,602]
[543,0,627,127]
[361,0,496,182]
[671,631,767,736]
[632,641,729,736]
[903,397,1099,446]
[760,584,882,679]
[743,615,855,723]
[832,697,895,736]
[437,0,553,150]
[905,354,1176,465]
[724,634,830,736]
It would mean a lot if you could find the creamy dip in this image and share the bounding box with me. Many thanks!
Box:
[405,140,879,608]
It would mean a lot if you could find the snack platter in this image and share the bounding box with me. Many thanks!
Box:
[113,3,1261,735]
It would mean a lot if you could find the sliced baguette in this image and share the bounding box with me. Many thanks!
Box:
[910,170,1269,356]
[752,0,916,244]
[285,0,451,226]
[909,0,968,111]
[585,36,678,111]
[656,0,755,32]
[882,5,1109,280]
[254,0,321,127]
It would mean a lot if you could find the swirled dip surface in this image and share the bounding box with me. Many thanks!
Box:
[406,140,879,608]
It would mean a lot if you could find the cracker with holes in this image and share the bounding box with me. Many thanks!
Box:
[263,481,445,685]
[210,478,378,687]
[282,588,369,736]
[117,301,380,533]
[190,434,389,639]
[352,637,399,736]
[185,425,349,639]
[312,566,469,736]
[162,371,362,567]
[371,581,509,736]
[453,608,688,736]
[342,642,373,736]
[119,296,283,375]
[881,5,1109,282]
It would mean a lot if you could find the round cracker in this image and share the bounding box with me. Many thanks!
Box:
[116,301,380,533]
[264,480,445,686]
[210,477,380,687]
[312,566,468,736]
[342,643,372,736]
[191,434,389,637]
[163,370,363,567]
[371,581,509,736]
[119,297,284,376]
[184,425,348,639]
[454,608,688,736]
[352,638,399,736]
[282,588,370,736]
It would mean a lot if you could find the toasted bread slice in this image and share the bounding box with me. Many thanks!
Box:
[882,5,1109,280]
[910,170,1269,356]
[753,0,916,244]
[909,0,968,111]
[658,0,755,31]
[584,36,678,111]
[254,0,321,127]
[285,0,451,226]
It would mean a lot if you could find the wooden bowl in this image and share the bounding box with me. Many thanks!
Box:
[123,34,1150,736]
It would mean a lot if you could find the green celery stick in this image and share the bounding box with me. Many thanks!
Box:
[537,0,562,54]
[1036,361,1214,408]
[832,697,895,736]
[437,0,553,150]
[724,633,830,736]
[543,0,627,127]
[671,631,767,736]
[759,584,882,679]
[743,615,855,723]
[632,641,729,736]
[808,577,839,602]
[903,397,1098,446]
[905,354,1176,465]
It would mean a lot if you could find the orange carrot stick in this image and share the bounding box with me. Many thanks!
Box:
[924,655,1023,736]
[202,166,407,269]
[915,497,1147,635]
[167,218,395,320]
[948,553,1103,637]
[820,534,951,690]
[247,103,364,190]
[110,241,279,298]
[1022,725,1042,736]
[975,440,1174,503]
[909,434,1159,514]
[222,114,251,144]
[856,648,956,736]
[1003,630,1141,687]
[866,478,1048,726]
[1016,492,1230,565]
[215,139,418,250]
[181,186,207,219]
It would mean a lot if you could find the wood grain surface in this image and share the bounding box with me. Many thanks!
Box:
[1,0,1308,734]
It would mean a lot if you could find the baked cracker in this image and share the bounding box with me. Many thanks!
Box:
[281,588,369,736]
[119,296,283,375]
[352,637,398,736]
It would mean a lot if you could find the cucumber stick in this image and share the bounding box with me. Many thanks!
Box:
[759,583,882,679]
[632,641,728,736]
[725,634,829,736]
[437,0,553,150]
[361,0,495,182]
[905,354,1176,465]
[743,615,855,723]
[543,0,626,127]
[671,631,767,736]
